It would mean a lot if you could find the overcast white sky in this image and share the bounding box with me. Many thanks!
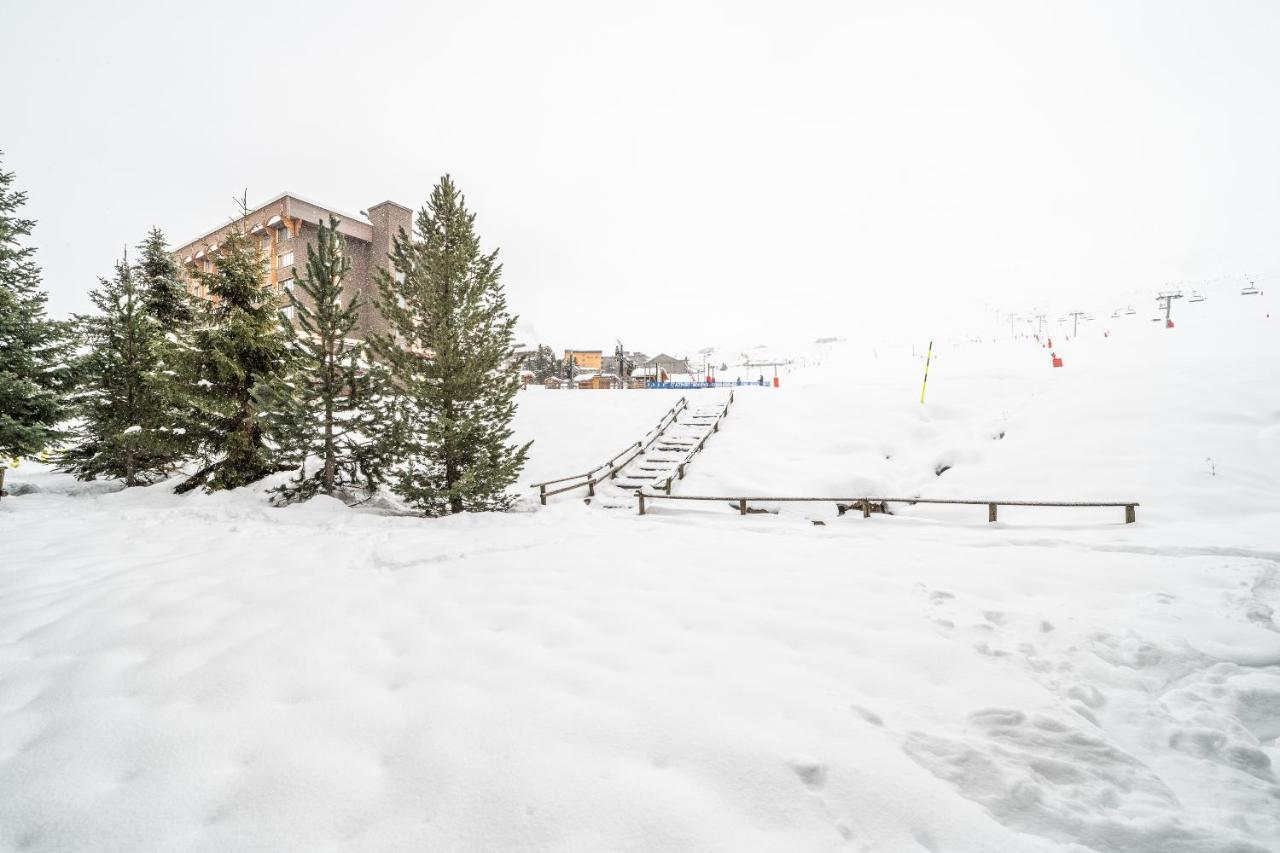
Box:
[2,0,1277,352]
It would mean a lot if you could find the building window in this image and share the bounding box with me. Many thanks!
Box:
[261,234,271,252]
[281,279,294,292]
[280,305,295,321]
[278,251,294,270]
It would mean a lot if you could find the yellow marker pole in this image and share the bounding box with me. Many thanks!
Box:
[919,340,933,404]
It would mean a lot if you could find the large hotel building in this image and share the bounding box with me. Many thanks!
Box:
[172,193,412,339]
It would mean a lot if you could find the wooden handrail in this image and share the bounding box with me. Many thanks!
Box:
[635,491,1139,523]
[531,396,688,502]
[649,390,734,494]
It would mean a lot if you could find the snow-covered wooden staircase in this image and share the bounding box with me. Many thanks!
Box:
[595,394,734,509]
[529,392,735,508]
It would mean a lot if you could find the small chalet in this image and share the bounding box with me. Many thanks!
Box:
[631,364,669,383]
[643,353,690,375]
[574,372,621,390]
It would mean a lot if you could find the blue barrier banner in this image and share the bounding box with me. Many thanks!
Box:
[646,380,765,389]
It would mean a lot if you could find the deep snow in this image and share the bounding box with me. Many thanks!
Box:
[1,293,1278,852]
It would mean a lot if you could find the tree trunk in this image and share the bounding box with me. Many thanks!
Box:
[323,398,335,496]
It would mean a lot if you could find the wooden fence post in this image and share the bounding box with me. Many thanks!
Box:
[861,499,871,518]
[637,492,646,515]
[738,499,747,515]
[1125,505,1136,524]
[587,479,595,497]
[539,484,547,505]
[988,503,997,523]
[0,466,6,502]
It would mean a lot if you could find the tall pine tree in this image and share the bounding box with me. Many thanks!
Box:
[0,154,70,488]
[60,254,186,485]
[372,175,529,515]
[262,215,384,503]
[176,224,290,493]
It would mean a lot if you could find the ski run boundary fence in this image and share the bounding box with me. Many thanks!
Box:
[635,494,1139,524]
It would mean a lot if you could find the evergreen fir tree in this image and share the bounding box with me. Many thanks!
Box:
[175,224,291,493]
[137,228,196,328]
[524,344,558,382]
[133,227,198,460]
[59,255,185,485]
[263,215,383,503]
[0,154,70,473]
[372,175,530,515]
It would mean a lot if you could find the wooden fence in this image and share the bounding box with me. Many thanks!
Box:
[635,493,1139,524]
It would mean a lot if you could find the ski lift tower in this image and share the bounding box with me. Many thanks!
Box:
[1156,291,1183,327]
[1067,311,1086,337]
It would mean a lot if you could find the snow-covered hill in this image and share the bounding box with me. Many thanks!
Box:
[1,292,1277,852]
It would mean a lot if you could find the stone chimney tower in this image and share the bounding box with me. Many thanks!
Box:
[363,200,414,337]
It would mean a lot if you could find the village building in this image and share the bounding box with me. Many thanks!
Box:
[601,351,647,376]
[641,353,690,376]
[631,364,669,383]
[574,372,621,390]
[563,349,603,372]
[171,193,413,340]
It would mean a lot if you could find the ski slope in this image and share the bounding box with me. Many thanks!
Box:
[1,293,1278,852]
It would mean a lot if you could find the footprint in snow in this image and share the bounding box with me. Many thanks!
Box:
[850,705,884,726]
[789,758,828,791]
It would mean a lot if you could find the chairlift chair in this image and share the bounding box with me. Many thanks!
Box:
[1188,290,1205,303]
[1241,280,1260,296]
[1125,306,1136,315]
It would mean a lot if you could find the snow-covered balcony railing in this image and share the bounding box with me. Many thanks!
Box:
[634,493,1139,524]
[530,397,689,504]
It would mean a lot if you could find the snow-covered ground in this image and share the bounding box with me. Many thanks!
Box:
[2,294,1278,852]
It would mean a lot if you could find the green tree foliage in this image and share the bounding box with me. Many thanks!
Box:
[521,344,559,382]
[59,254,187,485]
[372,175,529,515]
[138,228,195,329]
[262,215,386,503]
[0,154,70,463]
[176,225,290,493]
